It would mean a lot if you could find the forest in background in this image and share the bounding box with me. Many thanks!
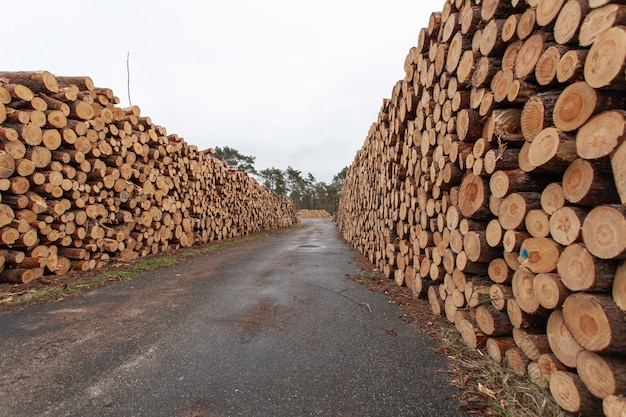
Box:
[212,146,347,214]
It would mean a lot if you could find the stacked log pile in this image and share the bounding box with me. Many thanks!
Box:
[296,209,332,218]
[0,71,296,284]
[337,0,626,415]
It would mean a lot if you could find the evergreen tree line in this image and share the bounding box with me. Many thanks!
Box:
[212,146,347,214]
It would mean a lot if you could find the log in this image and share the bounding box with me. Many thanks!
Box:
[536,0,566,27]
[563,158,619,206]
[563,293,626,354]
[527,127,577,172]
[553,0,588,45]
[456,108,483,142]
[457,173,491,219]
[582,205,626,259]
[488,258,513,284]
[518,237,561,273]
[546,309,583,368]
[520,92,560,142]
[525,209,551,238]
[489,169,549,199]
[614,261,626,311]
[538,353,568,384]
[456,314,488,349]
[481,0,524,21]
[533,272,570,309]
[540,183,565,215]
[577,349,626,399]
[512,268,547,315]
[515,32,548,79]
[516,8,537,40]
[535,45,568,86]
[611,139,626,204]
[497,192,541,230]
[504,347,528,375]
[579,5,626,47]
[428,285,444,315]
[0,71,58,94]
[576,110,626,160]
[554,81,626,132]
[584,26,626,89]
[463,230,501,263]
[557,49,588,83]
[527,361,548,388]
[480,18,508,57]
[550,371,603,415]
[503,229,531,253]
[513,327,552,361]
[486,336,518,363]
[476,304,514,336]
[604,395,626,417]
[489,282,513,310]
[0,267,36,284]
[557,243,616,293]
[485,219,502,248]
[549,206,586,245]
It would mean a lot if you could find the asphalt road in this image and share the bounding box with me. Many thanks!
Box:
[0,219,468,417]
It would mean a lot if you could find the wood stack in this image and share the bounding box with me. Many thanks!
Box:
[296,209,332,218]
[337,0,626,415]
[0,71,296,284]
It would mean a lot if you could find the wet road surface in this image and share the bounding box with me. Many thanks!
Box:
[0,219,468,417]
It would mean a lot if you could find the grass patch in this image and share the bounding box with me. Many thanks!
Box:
[439,329,566,417]
[201,241,238,253]
[360,270,380,281]
[10,287,64,305]
[136,257,179,271]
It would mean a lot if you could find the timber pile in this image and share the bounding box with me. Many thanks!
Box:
[0,71,296,285]
[337,0,626,415]
[297,209,332,218]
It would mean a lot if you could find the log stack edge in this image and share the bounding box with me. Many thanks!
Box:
[0,70,297,284]
[337,0,626,415]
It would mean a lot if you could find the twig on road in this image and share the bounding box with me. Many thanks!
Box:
[309,283,372,313]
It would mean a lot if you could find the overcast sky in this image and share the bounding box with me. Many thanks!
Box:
[5,1,432,183]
